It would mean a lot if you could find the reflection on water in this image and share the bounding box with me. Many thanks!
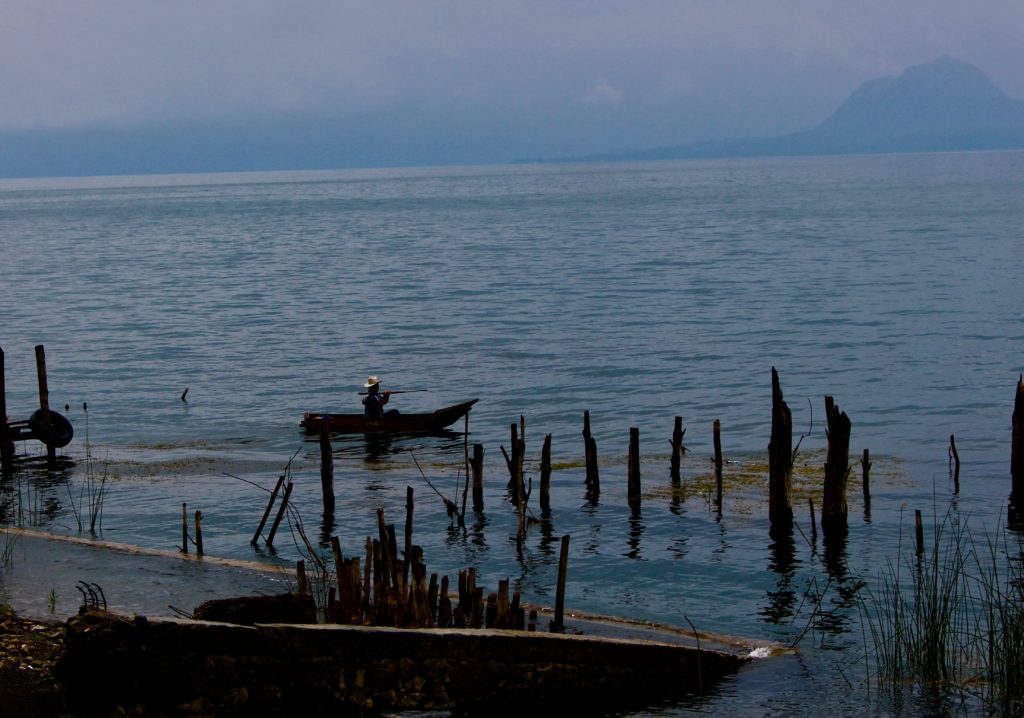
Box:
[625,505,644,560]
[762,522,798,626]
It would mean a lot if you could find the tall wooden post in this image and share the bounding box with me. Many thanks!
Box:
[319,425,335,513]
[181,503,189,554]
[403,487,414,597]
[768,368,793,525]
[627,427,641,506]
[713,419,723,513]
[0,347,12,470]
[822,396,852,535]
[861,449,872,500]
[949,434,960,494]
[509,423,521,504]
[540,433,552,514]
[551,534,570,633]
[670,416,685,484]
[35,345,55,461]
[471,443,484,511]
[583,410,600,494]
[1012,375,1024,499]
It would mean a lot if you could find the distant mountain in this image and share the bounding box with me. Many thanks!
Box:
[587,56,1024,162]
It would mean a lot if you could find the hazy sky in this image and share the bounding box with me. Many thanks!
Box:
[3,1,1023,164]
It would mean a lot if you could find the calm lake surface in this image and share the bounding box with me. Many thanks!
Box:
[2,152,1024,715]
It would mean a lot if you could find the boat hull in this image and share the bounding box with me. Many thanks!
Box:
[300,399,478,434]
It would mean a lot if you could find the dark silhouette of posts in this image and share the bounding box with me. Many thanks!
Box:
[319,425,335,514]
[822,396,852,535]
[1012,375,1024,499]
[266,481,294,547]
[627,428,641,506]
[669,416,685,484]
[252,475,285,545]
[861,449,872,500]
[768,368,793,525]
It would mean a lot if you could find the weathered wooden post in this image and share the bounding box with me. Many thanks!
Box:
[471,443,484,511]
[713,419,723,513]
[583,411,600,495]
[1013,375,1024,499]
[861,449,872,500]
[194,510,204,556]
[297,560,308,595]
[915,510,925,556]
[251,475,285,545]
[551,534,570,633]
[508,423,522,504]
[35,345,56,462]
[627,427,641,506]
[0,347,12,471]
[540,433,552,514]
[266,481,294,547]
[949,434,960,493]
[319,425,335,513]
[822,396,852,535]
[181,503,189,554]
[669,416,685,484]
[768,368,793,525]
[403,487,414,596]
[809,498,817,544]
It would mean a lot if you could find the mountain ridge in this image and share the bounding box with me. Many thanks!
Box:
[580,56,1024,163]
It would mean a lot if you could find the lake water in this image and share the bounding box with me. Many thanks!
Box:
[2,151,1024,715]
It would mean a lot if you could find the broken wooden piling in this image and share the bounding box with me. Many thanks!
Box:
[266,481,294,547]
[768,368,793,525]
[319,425,335,513]
[583,410,600,496]
[949,434,960,493]
[670,416,685,484]
[252,475,285,545]
[713,419,723,513]
[0,347,11,471]
[34,345,56,462]
[552,534,570,633]
[627,427,641,506]
[471,443,484,511]
[822,396,852,535]
[1014,375,1024,499]
[540,433,552,514]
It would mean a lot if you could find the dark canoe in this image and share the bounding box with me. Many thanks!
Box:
[300,399,478,434]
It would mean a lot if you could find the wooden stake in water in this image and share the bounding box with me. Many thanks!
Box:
[627,427,641,507]
[948,434,960,493]
[540,433,552,514]
[1013,375,1024,499]
[713,420,723,513]
[252,475,285,545]
[551,534,570,633]
[181,503,188,554]
[768,368,793,525]
[670,416,685,484]
[194,510,204,556]
[915,509,925,556]
[471,443,484,512]
[0,347,12,471]
[822,395,852,536]
[34,345,55,462]
[266,481,293,547]
[319,425,335,513]
[861,449,872,500]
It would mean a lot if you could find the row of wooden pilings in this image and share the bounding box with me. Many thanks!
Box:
[305,368,1024,543]
[253,482,573,632]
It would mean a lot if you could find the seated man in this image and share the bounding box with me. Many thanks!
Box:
[362,375,399,419]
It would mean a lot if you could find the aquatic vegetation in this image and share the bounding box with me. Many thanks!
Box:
[861,508,1024,716]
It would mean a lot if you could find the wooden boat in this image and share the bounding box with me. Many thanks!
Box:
[300,399,478,434]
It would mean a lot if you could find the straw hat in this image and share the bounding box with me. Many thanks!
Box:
[364,375,381,388]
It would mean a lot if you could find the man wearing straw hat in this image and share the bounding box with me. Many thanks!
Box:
[361,375,397,419]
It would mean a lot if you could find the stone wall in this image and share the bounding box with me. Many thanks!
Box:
[57,609,746,716]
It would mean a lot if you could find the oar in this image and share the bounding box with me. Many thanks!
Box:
[357,388,430,395]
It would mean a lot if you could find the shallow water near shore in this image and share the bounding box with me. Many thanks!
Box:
[3,152,1024,715]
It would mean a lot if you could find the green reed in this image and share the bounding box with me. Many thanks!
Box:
[861,507,1024,716]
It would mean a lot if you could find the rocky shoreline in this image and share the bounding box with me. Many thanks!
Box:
[0,606,67,717]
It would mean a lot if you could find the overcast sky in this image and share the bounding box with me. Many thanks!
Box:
[2,1,1023,166]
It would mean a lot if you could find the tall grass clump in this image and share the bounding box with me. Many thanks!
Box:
[65,402,109,534]
[862,507,1024,716]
